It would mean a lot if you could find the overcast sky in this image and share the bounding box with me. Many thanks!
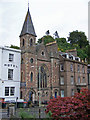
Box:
[0,0,89,47]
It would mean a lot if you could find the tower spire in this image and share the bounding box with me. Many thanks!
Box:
[28,0,29,10]
[20,1,37,37]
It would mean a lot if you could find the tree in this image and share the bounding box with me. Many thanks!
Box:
[68,30,89,48]
[37,35,55,45]
[45,88,89,120]
[10,45,20,49]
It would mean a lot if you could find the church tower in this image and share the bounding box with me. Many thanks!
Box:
[20,7,36,50]
[20,6,37,101]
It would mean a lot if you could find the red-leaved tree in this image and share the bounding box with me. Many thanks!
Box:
[46,88,90,120]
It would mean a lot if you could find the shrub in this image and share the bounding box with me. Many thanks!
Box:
[46,88,90,120]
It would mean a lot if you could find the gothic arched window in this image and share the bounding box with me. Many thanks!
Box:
[30,38,33,46]
[31,72,33,82]
[37,65,47,88]
[22,39,25,46]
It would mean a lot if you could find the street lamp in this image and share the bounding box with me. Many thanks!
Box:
[39,66,41,118]
[39,66,41,107]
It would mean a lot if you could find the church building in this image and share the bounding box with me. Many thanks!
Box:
[20,7,88,103]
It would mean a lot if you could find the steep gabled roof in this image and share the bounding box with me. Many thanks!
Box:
[20,8,36,37]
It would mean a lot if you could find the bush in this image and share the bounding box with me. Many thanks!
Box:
[46,88,90,120]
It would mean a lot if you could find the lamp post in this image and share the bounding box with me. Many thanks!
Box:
[39,66,41,118]
[39,66,41,107]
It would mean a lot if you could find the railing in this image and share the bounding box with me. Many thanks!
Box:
[76,83,87,86]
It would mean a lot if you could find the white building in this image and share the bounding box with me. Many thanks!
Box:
[0,46,21,102]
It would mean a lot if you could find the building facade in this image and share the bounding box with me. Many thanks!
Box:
[88,1,90,44]
[59,52,88,97]
[20,7,88,103]
[0,46,21,102]
[88,64,90,90]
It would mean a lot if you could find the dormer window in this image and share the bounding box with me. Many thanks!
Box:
[69,56,73,60]
[62,54,67,58]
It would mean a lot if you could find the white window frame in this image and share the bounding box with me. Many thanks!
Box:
[60,64,64,71]
[9,54,14,62]
[70,64,73,71]
[8,69,13,80]
[71,76,74,85]
[5,87,9,96]
[61,90,64,97]
[10,87,15,96]
[78,77,80,84]
[83,77,85,83]
[71,89,74,96]
[77,65,80,72]
[60,76,64,85]
[5,87,15,96]
[82,65,85,73]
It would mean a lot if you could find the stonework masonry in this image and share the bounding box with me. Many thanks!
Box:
[20,7,88,103]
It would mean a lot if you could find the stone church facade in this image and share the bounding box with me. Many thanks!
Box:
[20,7,88,103]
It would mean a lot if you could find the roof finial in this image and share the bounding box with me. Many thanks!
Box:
[28,0,29,10]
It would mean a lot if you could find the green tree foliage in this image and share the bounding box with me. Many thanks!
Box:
[68,30,89,48]
[38,31,89,63]
[10,45,20,49]
[55,38,75,52]
[37,35,55,45]
[77,49,88,60]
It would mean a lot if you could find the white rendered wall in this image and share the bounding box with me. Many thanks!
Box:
[0,47,21,101]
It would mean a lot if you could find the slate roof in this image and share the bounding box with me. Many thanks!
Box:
[20,8,37,37]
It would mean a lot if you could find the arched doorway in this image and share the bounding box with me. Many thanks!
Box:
[28,90,36,103]
[54,89,59,98]
[55,91,57,98]
[29,91,33,102]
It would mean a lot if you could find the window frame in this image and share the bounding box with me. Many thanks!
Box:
[30,58,33,63]
[71,76,74,85]
[82,65,85,73]
[9,54,14,62]
[78,76,80,84]
[5,87,9,96]
[8,69,13,80]
[30,72,33,82]
[10,87,15,96]
[5,87,15,96]
[70,64,73,71]
[60,64,64,71]
[71,89,74,96]
[61,89,64,97]
[60,76,64,85]
[77,65,80,72]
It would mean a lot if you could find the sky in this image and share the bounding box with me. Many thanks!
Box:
[0,0,89,47]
